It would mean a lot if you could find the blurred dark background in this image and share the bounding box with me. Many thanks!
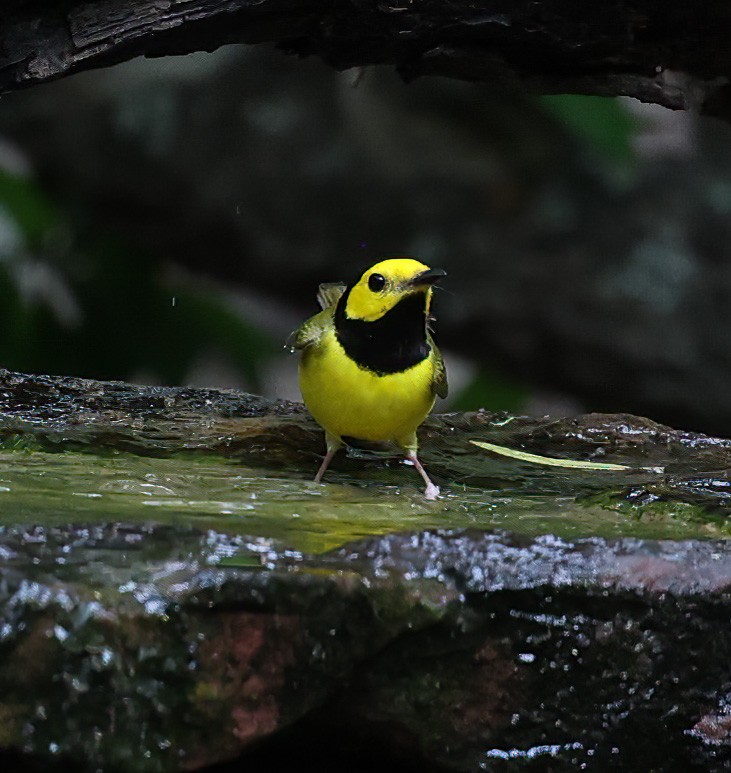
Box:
[0,44,728,434]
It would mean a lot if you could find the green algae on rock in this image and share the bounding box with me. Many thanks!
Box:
[0,370,731,769]
[1,370,731,539]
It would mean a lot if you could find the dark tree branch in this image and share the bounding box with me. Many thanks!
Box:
[1,1,731,116]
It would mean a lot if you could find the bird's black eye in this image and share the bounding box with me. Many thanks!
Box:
[368,273,386,293]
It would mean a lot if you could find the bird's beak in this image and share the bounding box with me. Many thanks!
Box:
[409,268,447,288]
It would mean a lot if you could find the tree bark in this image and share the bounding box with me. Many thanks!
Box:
[2,0,731,117]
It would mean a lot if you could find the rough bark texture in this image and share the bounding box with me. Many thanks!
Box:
[2,0,731,116]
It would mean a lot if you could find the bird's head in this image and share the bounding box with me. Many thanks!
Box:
[343,258,446,322]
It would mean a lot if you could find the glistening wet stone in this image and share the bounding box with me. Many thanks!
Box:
[0,370,730,770]
[0,525,731,770]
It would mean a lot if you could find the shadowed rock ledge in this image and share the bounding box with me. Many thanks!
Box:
[0,369,730,770]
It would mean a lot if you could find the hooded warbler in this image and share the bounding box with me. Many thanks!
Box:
[289,258,447,499]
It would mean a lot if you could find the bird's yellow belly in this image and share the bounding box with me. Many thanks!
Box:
[299,330,436,447]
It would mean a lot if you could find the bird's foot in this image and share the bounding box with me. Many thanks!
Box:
[405,451,441,500]
[424,482,440,501]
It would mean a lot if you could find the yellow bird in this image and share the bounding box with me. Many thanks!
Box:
[289,258,448,499]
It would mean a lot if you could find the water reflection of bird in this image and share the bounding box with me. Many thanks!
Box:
[289,258,447,499]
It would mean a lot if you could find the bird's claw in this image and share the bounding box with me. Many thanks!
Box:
[424,483,440,501]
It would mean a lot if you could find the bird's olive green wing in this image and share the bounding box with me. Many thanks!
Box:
[288,281,343,351]
[317,282,346,311]
[287,307,335,351]
[429,335,448,399]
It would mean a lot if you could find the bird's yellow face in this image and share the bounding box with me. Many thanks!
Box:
[344,258,444,322]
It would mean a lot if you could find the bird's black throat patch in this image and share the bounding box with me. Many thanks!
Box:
[334,290,431,375]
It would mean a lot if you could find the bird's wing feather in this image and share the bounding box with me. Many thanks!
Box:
[429,334,448,399]
[288,307,335,351]
[317,282,346,310]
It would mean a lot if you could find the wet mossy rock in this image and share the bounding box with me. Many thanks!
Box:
[2,370,731,769]
[2,368,731,516]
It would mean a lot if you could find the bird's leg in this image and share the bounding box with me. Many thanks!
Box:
[405,451,440,500]
[314,449,336,483]
[314,434,341,483]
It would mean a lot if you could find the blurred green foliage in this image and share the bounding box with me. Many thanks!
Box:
[0,95,639,405]
[0,171,61,247]
[451,95,640,411]
[0,169,277,388]
[450,367,528,413]
[540,95,639,162]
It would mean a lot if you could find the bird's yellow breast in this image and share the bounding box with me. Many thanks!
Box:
[298,327,436,449]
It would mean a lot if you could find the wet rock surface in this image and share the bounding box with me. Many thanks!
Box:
[0,370,730,769]
[3,368,731,516]
[1,525,731,771]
